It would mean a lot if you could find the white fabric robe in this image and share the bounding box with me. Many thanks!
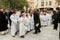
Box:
[40,14,48,26]
[47,14,52,25]
[15,11,21,31]
[18,17,26,36]
[29,15,34,30]
[40,14,44,26]
[25,17,30,31]
[10,14,18,36]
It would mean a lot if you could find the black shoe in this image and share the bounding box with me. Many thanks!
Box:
[56,29,57,31]
[15,32,17,35]
[33,32,37,34]
[30,29,33,31]
[38,31,41,33]
[20,35,24,38]
[12,36,15,37]
[53,28,57,30]
[26,31,30,34]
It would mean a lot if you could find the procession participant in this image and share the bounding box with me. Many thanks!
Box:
[29,13,34,30]
[52,7,60,30]
[47,10,53,26]
[40,11,44,26]
[25,13,31,32]
[33,9,41,34]
[0,9,8,35]
[14,9,21,32]
[18,13,27,38]
[41,11,48,26]
[10,11,18,37]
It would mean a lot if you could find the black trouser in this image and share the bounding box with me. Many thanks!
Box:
[59,32,60,39]
[53,22,58,30]
[34,23,41,33]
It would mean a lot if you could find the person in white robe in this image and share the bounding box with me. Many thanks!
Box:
[18,13,26,38]
[47,11,53,26]
[29,14,34,30]
[40,11,48,26]
[25,14,31,32]
[10,12,18,37]
[15,9,21,32]
[40,13,44,26]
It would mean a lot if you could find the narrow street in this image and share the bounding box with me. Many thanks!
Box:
[0,25,59,40]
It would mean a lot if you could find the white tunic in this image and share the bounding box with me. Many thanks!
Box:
[25,17,30,31]
[40,14,44,26]
[10,14,18,36]
[29,15,34,30]
[16,11,21,31]
[18,17,26,36]
[40,14,48,26]
[47,14,52,25]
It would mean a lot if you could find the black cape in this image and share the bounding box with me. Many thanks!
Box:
[0,12,8,31]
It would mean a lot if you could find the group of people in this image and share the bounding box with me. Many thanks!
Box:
[0,7,60,38]
[10,9,35,38]
[40,10,53,26]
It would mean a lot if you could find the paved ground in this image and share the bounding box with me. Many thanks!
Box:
[0,25,59,40]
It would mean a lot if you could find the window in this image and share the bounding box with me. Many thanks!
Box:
[41,1,44,6]
[49,1,52,6]
[46,2,48,6]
